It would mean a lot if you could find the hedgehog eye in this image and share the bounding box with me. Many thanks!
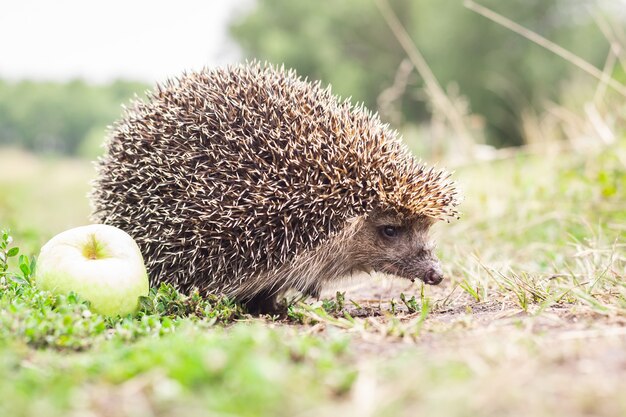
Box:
[380,225,400,239]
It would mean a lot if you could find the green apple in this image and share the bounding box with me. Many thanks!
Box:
[35,224,149,316]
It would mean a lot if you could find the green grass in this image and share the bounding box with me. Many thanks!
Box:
[0,138,625,416]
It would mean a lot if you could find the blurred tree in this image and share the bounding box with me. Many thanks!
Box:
[0,79,147,157]
[230,0,612,147]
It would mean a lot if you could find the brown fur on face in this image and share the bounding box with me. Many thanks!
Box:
[348,210,443,285]
[239,210,444,312]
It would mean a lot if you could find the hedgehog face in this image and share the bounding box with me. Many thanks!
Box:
[351,211,444,285]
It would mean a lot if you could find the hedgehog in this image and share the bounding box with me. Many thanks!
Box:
[90,62,460,312]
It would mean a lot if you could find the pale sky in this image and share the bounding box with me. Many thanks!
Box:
[2,0,625,84]
[0,0,251,83]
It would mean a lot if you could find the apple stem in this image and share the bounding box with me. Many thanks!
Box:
[82,234,105,260]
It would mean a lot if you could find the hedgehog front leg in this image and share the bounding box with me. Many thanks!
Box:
[243,283,322,313]
[242,289,281,314]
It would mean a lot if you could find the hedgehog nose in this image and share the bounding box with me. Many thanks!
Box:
[423,268,443,285]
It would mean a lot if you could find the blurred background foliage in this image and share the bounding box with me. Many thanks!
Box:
[0,79,147,157]
[231,0,614,147]
[0,0,623,158]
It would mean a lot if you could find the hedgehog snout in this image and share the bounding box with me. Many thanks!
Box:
[407,249,444,285]
[422,263,444,285]
[412,241,444,285]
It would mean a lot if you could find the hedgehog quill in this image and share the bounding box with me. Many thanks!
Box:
[90,62,460,312]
